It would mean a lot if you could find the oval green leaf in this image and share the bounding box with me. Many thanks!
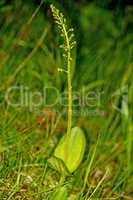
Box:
[54,127,86,173]
[48,156,69,176]
[50,186,68,200]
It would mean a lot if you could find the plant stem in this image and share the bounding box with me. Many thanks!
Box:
[50,5,74,136]
[62,24,72,136]
[67,50,72,136]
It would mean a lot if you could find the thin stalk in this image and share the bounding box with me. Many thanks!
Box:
[67,51,72,136]
[50,5,75,137]
[62,24,72,136]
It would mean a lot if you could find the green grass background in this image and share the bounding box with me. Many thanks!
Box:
[0,0,133,199]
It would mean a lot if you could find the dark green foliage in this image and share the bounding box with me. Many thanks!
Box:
[0,0,133,199]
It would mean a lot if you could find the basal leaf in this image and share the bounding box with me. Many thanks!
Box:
[54,127,86,173]
[49,186,68,200]
[48,156,69,176]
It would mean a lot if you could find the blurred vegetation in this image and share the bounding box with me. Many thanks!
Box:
[0,0,133,199]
